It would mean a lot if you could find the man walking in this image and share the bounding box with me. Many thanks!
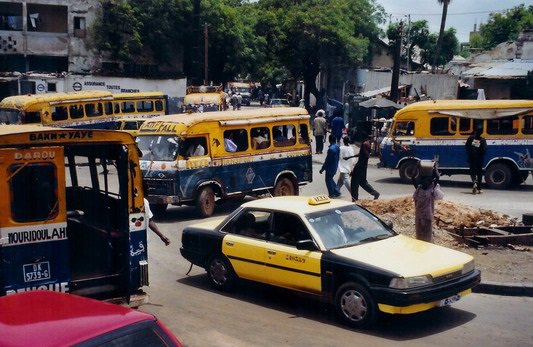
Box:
[313,109,327,154]
[465,127,487,194]
[336,136,354,195]
[330,114,344,143]
[346,133,380,201]
[319,134,341,198]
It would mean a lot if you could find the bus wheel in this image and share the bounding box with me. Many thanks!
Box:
[485,163,512,189]
[150,203,167,217]
[335,282,377,329]
[273,177,297,196]
[399,161,419,184]
[196,186,216,217]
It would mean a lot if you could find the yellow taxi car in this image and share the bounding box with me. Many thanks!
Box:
[180,196,481,328]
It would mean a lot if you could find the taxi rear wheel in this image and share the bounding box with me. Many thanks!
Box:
[335,282,377,329]
[207,255,235,291]
[273,177,297,196]
[196,186,216,217]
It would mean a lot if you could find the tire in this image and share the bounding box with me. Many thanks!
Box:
[398,160,419,184]
[485,163,512,189]
[196,186,216,217]
[273,177,297,196]
[207,254,236,291]
[149,203,167,217]
[335,282,377,329]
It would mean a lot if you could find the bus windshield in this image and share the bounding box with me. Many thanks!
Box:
[0,109,21,124]
[136,135,180,161]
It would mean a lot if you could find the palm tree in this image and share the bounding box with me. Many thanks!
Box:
[432,0,451,73]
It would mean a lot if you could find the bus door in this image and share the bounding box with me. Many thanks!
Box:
[0,146,69,296]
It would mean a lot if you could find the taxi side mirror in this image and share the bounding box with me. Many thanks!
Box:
[296,239,317,251]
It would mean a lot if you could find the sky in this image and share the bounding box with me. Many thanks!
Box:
[377,0,532,42]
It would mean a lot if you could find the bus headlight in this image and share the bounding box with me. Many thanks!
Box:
[389,275,433,289]
[462,260,475,274]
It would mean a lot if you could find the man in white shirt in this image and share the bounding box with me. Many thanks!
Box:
[186,140,205,157]
[143,198,170,246]
[336,136,355,195]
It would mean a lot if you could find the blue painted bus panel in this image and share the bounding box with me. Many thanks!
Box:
[1,241,70,296]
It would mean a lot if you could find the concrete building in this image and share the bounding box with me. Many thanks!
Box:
[0,0,186,109]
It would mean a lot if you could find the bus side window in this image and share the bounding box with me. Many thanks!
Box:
[251,127,270,150]
[103,102,114,115]
[137,100,153,112]
[459,118,472,135]
[155,100,163,112]
[114,103,120,114]
[223,129,248,152]
[487,116,518,135]
[430,117,455,136]
[85,103,103,117]
[52,106,68,121]
[122,102,136,113]
[299,124,310,144]
[273,124,296,147]
[523,115,533,134]
[69,104,85,119]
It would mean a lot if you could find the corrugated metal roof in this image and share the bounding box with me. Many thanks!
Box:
[462,59,533,79]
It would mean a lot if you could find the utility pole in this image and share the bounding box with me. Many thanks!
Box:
[390,20,403,103]
[204,23,208,85]
[405,14,411,72]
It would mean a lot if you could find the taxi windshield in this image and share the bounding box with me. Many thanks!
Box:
[136,135,180,161]
[305,205,394,249]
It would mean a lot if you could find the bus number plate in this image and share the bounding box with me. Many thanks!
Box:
[23,262,51,282]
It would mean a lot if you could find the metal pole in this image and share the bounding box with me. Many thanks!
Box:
[204,23,208,85]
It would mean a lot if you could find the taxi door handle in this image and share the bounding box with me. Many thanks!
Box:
[225,241,234,247]
[267,250,276,255]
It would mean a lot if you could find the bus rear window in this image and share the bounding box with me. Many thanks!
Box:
[487,116,518,135]
[9,163,58,222]
[0,109,22,124]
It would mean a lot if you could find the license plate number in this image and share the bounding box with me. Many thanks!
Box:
[23,261,51,282]
[439,294,461,306]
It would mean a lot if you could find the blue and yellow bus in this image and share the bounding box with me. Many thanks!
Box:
[0,91,168,128]
[380,100,533,189]
[136,107,313,217]
[0,125,149,303]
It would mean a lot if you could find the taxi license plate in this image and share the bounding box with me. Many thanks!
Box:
[439,294,461,306]
[23,261,51,282]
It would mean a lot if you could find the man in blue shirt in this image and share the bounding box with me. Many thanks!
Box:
[319,134,341,198]
[330,114,344,143]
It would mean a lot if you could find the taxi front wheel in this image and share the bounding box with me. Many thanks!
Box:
[207,254,235,291]
[335,282,377,329]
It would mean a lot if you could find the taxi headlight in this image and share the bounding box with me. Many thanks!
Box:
[389,275,433,289]
[462,260,475,274]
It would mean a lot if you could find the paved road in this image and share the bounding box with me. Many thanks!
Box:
[138,154,533,346]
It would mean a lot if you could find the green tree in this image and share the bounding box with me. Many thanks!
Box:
[90,0,142,62]
[423,28,459,71]
[388,20,430,70]
[432,0,451,74]
[478,4,533,50]
[256,0,384,108]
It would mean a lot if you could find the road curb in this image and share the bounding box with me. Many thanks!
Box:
[474,281,533,297]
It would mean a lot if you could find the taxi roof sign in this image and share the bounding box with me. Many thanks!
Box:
[308,195,331,205]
